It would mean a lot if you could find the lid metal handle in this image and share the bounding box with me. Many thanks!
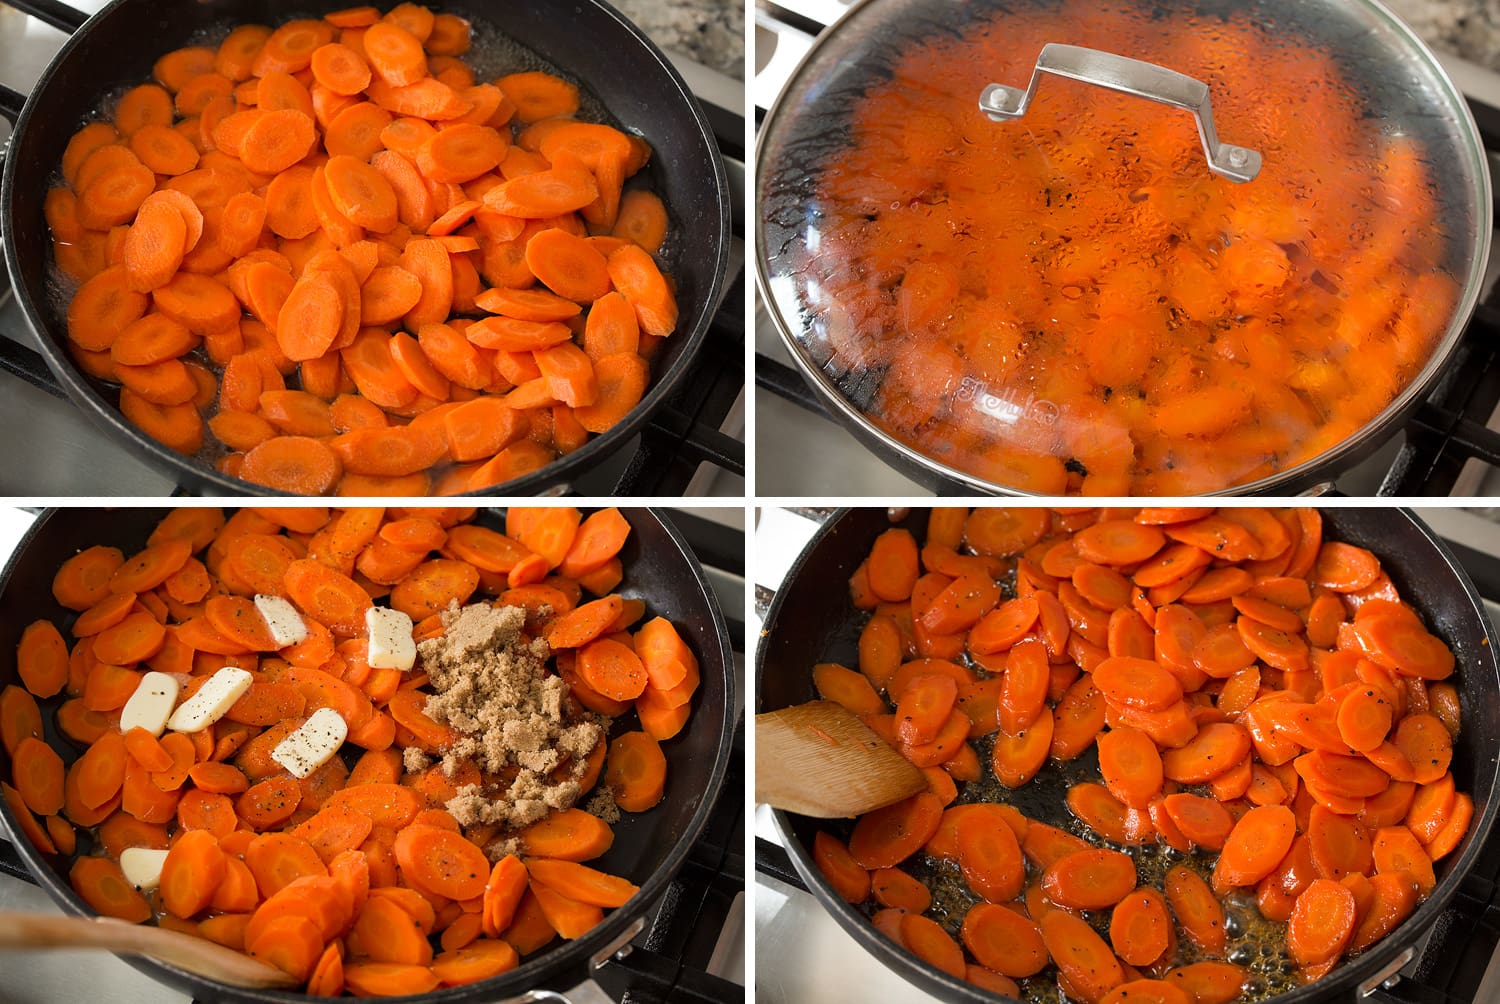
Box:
[978,43,1262,183]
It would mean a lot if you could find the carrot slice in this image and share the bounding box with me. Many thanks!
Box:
[495,71,579,122]
[1213,804,1297,893]
[602,731,666,812]
[17,620,68,699]
[848,792,943,870]
[955,806,1025,902]
[239,436,343,495]
[1287,879,1357,967]
[962,902,1048,978]
[70,855,151,922]
[1041,910,1124,1002]
[1110,887,1172,967]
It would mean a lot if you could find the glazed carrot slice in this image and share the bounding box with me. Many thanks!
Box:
[1096,726,1163,809]
[1359,615,1455,681]
[12,737,65,816]
[1076,520,1166,565]
[484,167,598,218]
[612,189,668,254]
[342,963,439,997]
[990,713,1053,788]
[1041,910,1124,1002]
[1213,805,1297,893]
[1165,864,1227,957]
[955,807,1025,903]
[1161,794,1235,851]
[1287,878,1357,968]
[894,674,957,746]
[847,792,943,870]
[311,41,371,94]
[474,854,530,940]
[390,824,490,900]
[158,828,227,919]
[1110,887,1172,967]
[1313,543,1382,592]
[961,902,1048,978]
[897,912,965,979]
[871,867,931,913]
[1161,723,1252,784]
[1092,656,1182,712]
[1044,847,1137,911]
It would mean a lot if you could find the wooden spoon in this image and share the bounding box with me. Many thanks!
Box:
[0,910,299,988]
[755,700,928,817]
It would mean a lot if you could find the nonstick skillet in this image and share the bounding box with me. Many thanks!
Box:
[756,507,1500,1003]
[0,506,736,1002]
[0,0,730,496]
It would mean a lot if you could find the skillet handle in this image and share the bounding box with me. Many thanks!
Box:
[0,82,24,125]
[499,981,614,1004]
[0,338,67,400]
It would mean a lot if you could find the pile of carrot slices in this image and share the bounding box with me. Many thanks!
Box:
[50,3,678,496]
[811,507,1468,1003]
[1,505,702,996]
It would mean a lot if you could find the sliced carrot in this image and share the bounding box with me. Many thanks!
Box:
[17,620,69,699]
[603,730,666,812]
[1213,804,1297,893]
[495,71,579,122]
[70,856,151,922]
[1110,887,1172,967]
[1041,910,1124,1002]
[955,806,1025,902]
[1097,727,1164,809]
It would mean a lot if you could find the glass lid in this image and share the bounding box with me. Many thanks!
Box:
[756,0,1491,495]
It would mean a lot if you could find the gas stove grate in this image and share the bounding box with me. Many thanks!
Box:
[0,0,744,498]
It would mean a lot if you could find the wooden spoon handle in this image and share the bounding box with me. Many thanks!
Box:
[0,911,298,988]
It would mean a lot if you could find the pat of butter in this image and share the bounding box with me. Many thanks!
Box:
[119,671,180,737]
[166,666,252,733]
[366,605,416,671]
[271,707,348,778]
[254,594,307,648]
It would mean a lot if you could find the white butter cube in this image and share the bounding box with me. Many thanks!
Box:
[271,707,348,778]
[119,847,169,891]
[366,606,416,671]
[254,594,307,648]
[118,671,180,737]
[166,666,252,733]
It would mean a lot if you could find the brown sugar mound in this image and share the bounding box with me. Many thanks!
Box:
[417,601,604,838]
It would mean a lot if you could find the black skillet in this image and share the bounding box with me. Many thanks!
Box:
[0,506,736,1003]
[0,0,730,496]
[756,507,1500,1003]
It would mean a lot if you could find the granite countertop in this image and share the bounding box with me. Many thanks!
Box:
[612,0,745,79]
[1383,0,1500,73]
